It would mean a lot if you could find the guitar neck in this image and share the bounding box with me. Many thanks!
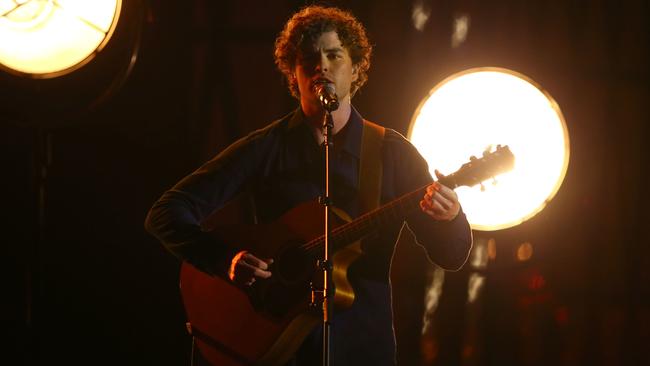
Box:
[303,175,458,256]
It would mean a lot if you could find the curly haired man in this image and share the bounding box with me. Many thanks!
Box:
[146,5,472,365]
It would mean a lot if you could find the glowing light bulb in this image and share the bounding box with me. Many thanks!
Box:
[409,68,569,231]
[0,0,121,77]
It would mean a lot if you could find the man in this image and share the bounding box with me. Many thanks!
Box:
[145,5,472,365]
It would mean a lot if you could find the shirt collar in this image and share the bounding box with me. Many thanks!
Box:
[287,106,363,159]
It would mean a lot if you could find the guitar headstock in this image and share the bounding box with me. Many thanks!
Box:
[438,145,515,189]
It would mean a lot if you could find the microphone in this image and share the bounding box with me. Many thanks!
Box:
[314,82,339,111]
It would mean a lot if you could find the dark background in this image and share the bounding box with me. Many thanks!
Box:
[2,0,648,365]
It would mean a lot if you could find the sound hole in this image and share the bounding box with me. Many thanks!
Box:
[248,243,314,318]
[275,243,314,285]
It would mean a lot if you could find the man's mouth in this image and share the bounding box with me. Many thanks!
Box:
[312,78,333,93]
[312,77,333,86]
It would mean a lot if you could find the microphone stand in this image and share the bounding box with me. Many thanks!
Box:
[309,82,338,366]
[319,100,337,366]
[322,108,333,366]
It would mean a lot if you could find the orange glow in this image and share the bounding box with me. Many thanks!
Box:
[516,242,534,261]
[487,238,497,260]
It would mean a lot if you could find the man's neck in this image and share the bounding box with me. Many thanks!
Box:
[302,99,352,144]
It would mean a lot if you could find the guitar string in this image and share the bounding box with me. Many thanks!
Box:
[296,148,513,255]
[298,185,427,255]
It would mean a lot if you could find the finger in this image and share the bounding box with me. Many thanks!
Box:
[426,182,441,195]
[434,169,446,180]
[423,192,432,205]
[422,195,459,221]
[238,261,272,279]
[253,267,273,279]
[420,199,435,216]
[420,196,434,211]
[423,183,441,207]
[431,191,453,210]
[436,184,458,201]
[421,199,447,219]
[243,253,271,270]
[429,199,447,215]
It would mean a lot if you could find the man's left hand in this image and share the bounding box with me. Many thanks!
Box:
[419,169,460,221]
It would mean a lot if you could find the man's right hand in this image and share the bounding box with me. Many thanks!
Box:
[228,251,273,286]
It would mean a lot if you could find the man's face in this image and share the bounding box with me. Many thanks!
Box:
[294,30,358,111]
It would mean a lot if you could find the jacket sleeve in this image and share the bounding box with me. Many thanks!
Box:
[388,131,473,271]
[144,131,265,277]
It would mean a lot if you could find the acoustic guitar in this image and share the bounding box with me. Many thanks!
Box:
[180,145,514,366]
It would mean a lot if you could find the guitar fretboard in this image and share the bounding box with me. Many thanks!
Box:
[300,175,456,256]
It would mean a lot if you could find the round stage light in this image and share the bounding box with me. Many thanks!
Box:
[0,0,122,78]
[408,67,569,231]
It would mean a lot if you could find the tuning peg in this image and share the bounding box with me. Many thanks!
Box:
[482,145,493,157]
[480,182,486,192]
[470,155,477,162]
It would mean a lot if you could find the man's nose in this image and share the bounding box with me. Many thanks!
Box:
[315,54,329,73]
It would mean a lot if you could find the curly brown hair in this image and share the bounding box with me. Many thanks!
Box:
[274,5,372,98]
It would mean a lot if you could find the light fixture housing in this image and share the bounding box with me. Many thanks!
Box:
[0,0,145,128]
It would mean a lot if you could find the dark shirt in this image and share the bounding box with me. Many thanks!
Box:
[145,107,472,365]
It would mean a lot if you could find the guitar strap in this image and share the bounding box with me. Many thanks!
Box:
[359,119,385,213]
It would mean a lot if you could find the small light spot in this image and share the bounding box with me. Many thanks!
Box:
[412,0,431,31]
[487,238,497,260]
[516,242,533,261]
[467,273,485,303]
[421,267,445,334]
[470,237,488,268]
[451,13,470,48]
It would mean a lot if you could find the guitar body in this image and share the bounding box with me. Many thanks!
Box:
[178,145,514,365]
[180,200,361,366]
